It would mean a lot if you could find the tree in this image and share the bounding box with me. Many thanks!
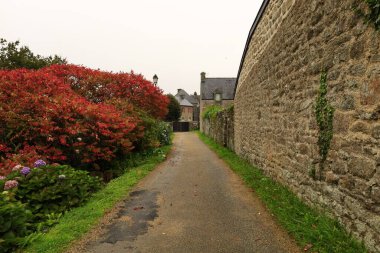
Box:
[165,94,181,122]
[0,38,67,70]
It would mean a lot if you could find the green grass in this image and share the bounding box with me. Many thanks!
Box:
[24,145,171,253]
[198,132,368,253]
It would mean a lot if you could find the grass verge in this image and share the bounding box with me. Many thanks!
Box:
[25,145,171,253]
[198,132,368,253]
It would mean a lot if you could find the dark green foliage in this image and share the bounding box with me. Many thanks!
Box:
[156,121,172,146]
[315,72,334,174]
[202,105,223,120]
[0,38,67,70]
[198,132,368,253]
[354,0,380,30]
[165,94,181,122]
[24,144,172,253]
[134,111,172,151]
[6,165,102,225]
[0,193,32,253]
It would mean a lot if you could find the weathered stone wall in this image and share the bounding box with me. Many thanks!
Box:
[200,99,234,130]
[237,0,296,94]
[234,0,380,251]
[202,109,234,151]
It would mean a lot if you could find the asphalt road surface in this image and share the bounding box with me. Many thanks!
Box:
[75,132,301,253]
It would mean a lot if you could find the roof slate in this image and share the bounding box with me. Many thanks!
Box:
[175,89,199,105]
[175,96,193,107]
[201,78,237,100]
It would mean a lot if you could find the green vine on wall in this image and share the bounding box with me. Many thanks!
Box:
[202,105,223,120]
[354,0,380,30]
[315,71,334,175]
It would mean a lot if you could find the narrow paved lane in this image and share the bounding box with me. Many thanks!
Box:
[78,132,300,253]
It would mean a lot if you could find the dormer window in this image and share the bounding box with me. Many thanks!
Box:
[214,93,221,102]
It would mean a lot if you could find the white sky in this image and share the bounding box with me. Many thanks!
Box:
[1,0,262,95]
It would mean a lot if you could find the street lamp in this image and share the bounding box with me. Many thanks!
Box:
[153,74,158,86]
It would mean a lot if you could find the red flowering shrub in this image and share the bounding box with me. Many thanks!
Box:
[0,68,138,175]
[43,65,169,119]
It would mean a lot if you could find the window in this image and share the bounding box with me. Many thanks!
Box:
[214,93,221,102]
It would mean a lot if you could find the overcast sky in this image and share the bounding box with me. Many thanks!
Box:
[1,0,262,95]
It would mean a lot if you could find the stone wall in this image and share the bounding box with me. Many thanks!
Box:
[200,99,234,130]
[202,109,234,151]
[234,0,380,251]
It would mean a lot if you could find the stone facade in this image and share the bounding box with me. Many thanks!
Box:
[200,72,236,130]
[234,0,380,251]
[180,106,193,122]
[202,108,234,151]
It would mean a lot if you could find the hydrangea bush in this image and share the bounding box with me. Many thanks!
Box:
[0,160,102,252]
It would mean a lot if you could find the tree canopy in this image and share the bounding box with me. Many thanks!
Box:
[0,38,67,70]
[165,94,181,122]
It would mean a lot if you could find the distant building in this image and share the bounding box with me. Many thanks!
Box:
[175,89,200,124]
[199,72,236,128]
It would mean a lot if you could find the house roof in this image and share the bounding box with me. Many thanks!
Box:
[201,78,237,100]
[233,0,270,96]
[175,89,199,105]
[178,98,193,107]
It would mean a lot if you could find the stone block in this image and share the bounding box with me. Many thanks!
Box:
[333,111,351,134]
[371,187,380,203]
[326,171,339,184]
[339,175,355,190]
[348,157,376,180]
[350,121,370,134]
[350,39,365,59]
[371,125,380,139]
[349,64,366,77]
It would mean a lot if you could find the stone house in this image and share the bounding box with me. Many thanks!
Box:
[233,0,380,251]
[199,72,236,129]
[175,89,199,123]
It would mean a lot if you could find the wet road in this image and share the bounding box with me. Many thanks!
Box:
[77,132,300,253]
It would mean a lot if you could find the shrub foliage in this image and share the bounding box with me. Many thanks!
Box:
[0,38,67,70]
[0,65,169,175]
[202,105,223,120]
[165,94,181,122]
[0,163,102,252]
[0,193,32,253]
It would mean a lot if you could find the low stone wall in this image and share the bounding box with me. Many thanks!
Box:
[201,109,234,151]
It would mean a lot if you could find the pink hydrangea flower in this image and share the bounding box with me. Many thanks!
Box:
[12,164,23,171]
[0,176,5,180]
[4,180,18,190]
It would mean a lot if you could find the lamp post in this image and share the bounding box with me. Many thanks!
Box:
[153,74,158,86]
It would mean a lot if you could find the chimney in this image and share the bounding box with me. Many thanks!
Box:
[177,89,181,93]
[200,72,206,83]
[194,92,197,96]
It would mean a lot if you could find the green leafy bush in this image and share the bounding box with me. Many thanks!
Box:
[165,94,181,122]
[134,110,172,151]
[156,121,172,146]
[0,38,67,70]
[202,105,223,120]
[0,193,32,253]
[6,165,102,224]
[0,163,101,252]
